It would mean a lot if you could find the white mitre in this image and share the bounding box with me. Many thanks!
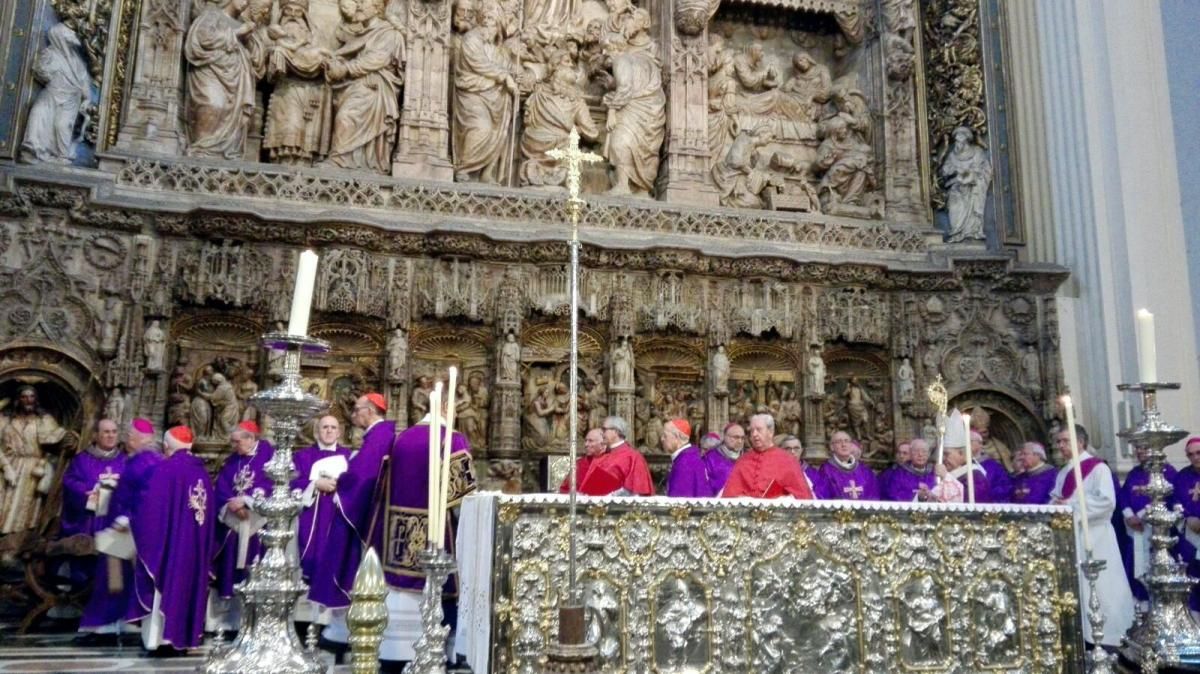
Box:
[943,408,967,449]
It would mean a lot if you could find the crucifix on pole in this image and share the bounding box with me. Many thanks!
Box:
[541,127,603,673]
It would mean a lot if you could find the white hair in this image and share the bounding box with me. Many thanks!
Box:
[749,414,775,432]
[1023,441,1046,461]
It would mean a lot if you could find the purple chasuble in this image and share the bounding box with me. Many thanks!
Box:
[62,446,129,629]
[308,419,395,609]
[817,459,880,501]
[803,464,821,496]
[978,457,1013,503]
[1173,466,1200,610]
[667,445,714,497]
[110,448,164,522]
[211,441,275,598]
[291,443,353,581]
[703,447,737,495]
[1009,464,1056,505]
[379,425,472,592]
[129,450,215,649]
[881,464,937,502]
[957,464,992,503]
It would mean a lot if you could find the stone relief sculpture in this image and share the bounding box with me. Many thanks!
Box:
[806,347,826,398]
[733,43,780,93]
[143,319,166,372]
[184,0,257,159]
[498,332,521,384]
[262,0,333,165]
[710,345,729,395]
[465,371,490,448]
[712,125,783,209]
[105,386,128,425]
[519,56,600,188]
[1021,346,1041,396]
[411,375,433,420]
[940,126,992,243]
[780,52,831,122]
[815,115,874,209]
[600,11,666,197]
[452,7,518,184]
[20,24,91,164]
[0,387,69,543]
[322,0,406,173]
[706,35,737,169]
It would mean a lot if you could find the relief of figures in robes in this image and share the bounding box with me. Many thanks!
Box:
[599,10,665,197]
[20,24,92,165]
[518,53,599,188]
[184,0,257,159]
[452,6,519,184]
[940,126,992,243]
[262,0,334,165]
[322,0,406,173]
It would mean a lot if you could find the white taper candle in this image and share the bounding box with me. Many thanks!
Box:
[287,250,319,337]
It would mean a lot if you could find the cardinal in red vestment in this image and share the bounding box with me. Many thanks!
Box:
[722,413,813,499]
[558,417,654,496]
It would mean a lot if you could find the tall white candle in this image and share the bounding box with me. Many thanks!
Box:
[437,367,458,550]
[426,384,442,549]
[1136,309,1157,383]
[287,250,319,337]
[963,413,975,504]
[1062,396,1093,553]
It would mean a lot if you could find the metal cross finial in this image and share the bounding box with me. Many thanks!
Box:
[546,127,602,214]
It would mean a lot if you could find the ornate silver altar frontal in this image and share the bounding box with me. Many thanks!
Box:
[487,495,1087,673]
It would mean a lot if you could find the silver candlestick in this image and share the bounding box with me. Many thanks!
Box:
[1115,382,1200,672]
[402,547,457,674]
[1080,555,1115,674]
[202,332,330,674]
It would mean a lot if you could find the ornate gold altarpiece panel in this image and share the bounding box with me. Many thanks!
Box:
[456,494,1087,673]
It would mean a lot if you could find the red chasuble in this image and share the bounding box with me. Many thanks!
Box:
[561,443,655,496]
[722,447,814,500]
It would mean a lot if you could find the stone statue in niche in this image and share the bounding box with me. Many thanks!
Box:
[322,0,405,174]
[452,7,519,184]
[778,388,802,437]
[814,115,874,208]
[940,126,992,243]
[710,344,729,395]
[610,337,634,390]
[105,386,128,425]
[184,0,257,159]
[205,372,242,437]
[143,320,166,372]
[780,52,831,122]
[707,35,737,169]
[386,328,408,382]
[0,386,69,543]
[262,0,333,165]
[498,332,521,384]
[1021,345,1042,396]
[712,125,784,209]
[600,12,666,197]
[519,56,600,188]
[522,379,556,446]
[583,379,608,429]
[19,24,91,164]
[733,43,780,93]
[844,376,873,441]
[806,347,825,398]
[99,297,122,356]
[897,357,914,403]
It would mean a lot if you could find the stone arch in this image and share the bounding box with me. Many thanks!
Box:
[949,387,1046,458]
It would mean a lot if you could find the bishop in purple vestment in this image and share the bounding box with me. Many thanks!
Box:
[292,415,352,582]
[665,420,713,497]
[1173,438,1200,610]
[63,419,127,632]
[1009,442,1056,505]
[816,432,880,500]
[705,427,743,495]
[129,426,215,651]
[881,439,936,502]
[308,393,395,612]
[1120,444,1180,601]
[211,420,275,602]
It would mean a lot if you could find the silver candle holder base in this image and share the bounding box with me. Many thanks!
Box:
[1115,382,1200,672]
[1081,556,1115,674]
[201,333,330,674]
[402,548,456,674]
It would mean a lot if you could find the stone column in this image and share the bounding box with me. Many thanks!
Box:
[651,0,718,205]
[112,0,190,156]
[392,0,454,181]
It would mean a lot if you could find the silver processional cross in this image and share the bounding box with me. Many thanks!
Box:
[546,127,601,601]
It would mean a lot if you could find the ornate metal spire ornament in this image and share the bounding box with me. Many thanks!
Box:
[1115,382,1200,671]
[201,332,331,674]
[348,547,388,674]
[925,374,948,464]
[543,128,603,673]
